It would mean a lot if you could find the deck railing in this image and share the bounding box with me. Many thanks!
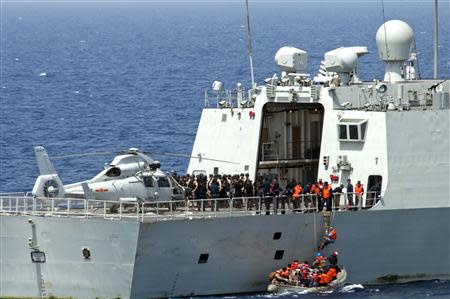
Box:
[0,192,383,222]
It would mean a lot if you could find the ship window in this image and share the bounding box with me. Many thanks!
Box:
[222,114,227,122]
[349,125,358,140]
[338,125,347,139]
[213,167,219,175]
[31,251,46,263]
[274,250,284,260]
[198,253,209,264]
[156,177,170,188]
[337,119,368,142]
[143,176,154,188]
[360,122,367,140]
[273,232,282,240]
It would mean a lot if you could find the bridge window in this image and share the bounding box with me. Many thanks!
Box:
[337,119,368,142]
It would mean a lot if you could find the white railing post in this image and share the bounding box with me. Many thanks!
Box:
[67,198,71,217]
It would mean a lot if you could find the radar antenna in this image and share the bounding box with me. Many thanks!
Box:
[245,0,255,87]
[434,0,439,79]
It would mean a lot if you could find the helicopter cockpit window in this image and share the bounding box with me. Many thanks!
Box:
[143,176,154,188]
[106,167,121,177]
[156,177,170,188]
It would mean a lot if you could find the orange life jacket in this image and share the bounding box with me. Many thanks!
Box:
[293,185,302,198]
[310,184,316,194]
[315,186,321,195]
[355,184,364,195]
[319,273,330,284]
[323,186,331,199]
[329,228,337,240]
[327,268,337,279]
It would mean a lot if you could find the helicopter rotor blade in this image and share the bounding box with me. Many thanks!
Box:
[158,152,240,165]
[50,151,114,160]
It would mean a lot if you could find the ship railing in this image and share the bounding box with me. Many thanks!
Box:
[0,196,141,220]
[0,192,383,221]
[204,87,253,109]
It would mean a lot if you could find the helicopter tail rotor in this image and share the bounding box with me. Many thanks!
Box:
[32,174,65,198]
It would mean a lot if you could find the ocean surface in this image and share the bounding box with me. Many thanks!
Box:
[1,1,450,297]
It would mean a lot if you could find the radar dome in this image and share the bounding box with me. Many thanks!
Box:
[376,20,414,61]
[274,47,308,73]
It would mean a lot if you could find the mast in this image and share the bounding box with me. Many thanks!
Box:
[245,0,255,87]
[434,0,438,79]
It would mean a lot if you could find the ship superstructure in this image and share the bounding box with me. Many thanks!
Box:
[1,19,449,299]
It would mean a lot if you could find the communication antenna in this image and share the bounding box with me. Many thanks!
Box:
[380,0,390,82]
[434,0,439,79]
[245,0,255,87]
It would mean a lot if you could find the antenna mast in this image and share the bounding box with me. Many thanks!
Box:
[245,0,255,87]
[434,0,439,79]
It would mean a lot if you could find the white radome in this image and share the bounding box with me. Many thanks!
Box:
[376,20,414,61]
[274,46,308,73]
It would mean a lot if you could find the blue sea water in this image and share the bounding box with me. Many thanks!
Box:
[1,1,450,297]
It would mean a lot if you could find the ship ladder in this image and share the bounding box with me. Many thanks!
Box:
[318,211,332,251]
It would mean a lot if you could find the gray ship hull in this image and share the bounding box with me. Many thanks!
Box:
[1,208,449,298]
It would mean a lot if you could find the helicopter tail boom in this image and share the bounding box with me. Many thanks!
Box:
[34,146,57,175]
[32,146,65,198]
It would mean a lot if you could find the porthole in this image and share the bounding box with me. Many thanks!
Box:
[273,232,282,240]
[82,247,91,260]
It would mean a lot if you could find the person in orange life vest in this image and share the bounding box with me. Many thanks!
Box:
[319,226,337,250]
[319,181,332,212]
[355,180,364,209]
[292,183,303,211]
[314,183,322,211]
[281,266,291,279]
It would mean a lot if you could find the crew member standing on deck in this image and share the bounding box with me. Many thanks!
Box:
[333,184,344,210]
[244,173,254,210]
[346,179,354,210]
[292,182,303,212]
[263,176,271,215]
[321,181,333,211]
[355,181,364,210]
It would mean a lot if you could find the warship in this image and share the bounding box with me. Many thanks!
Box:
[1,4,449,299]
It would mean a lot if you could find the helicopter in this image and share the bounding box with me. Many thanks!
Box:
[31,146,186,202]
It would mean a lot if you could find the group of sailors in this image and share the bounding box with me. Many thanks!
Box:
[172,172,379,212]
[270,251,341,288]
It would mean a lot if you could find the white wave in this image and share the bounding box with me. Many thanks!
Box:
[39,72,47,77]
[339,284,364,292]
[14,58,19,61]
